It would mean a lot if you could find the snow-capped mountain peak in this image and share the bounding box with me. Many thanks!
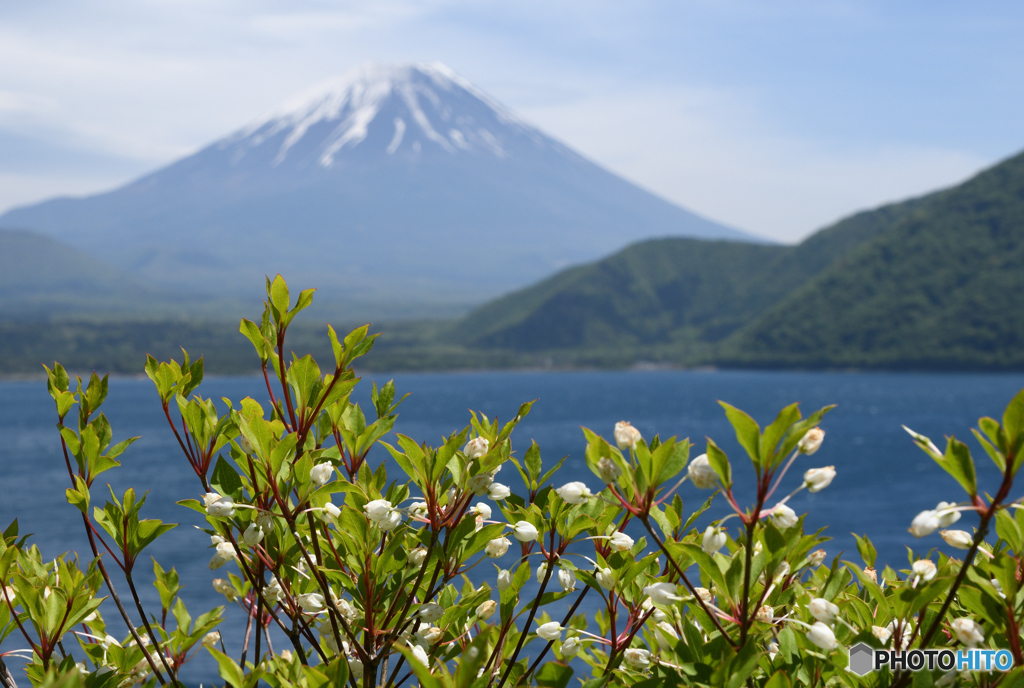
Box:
[222,62,544,168]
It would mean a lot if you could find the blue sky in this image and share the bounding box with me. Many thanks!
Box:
[1,1,1022,241]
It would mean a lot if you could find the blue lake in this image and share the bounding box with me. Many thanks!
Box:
[2,369,1023,683]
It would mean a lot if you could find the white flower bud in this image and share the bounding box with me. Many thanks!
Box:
[655,621,679,650]
[378,509,403,531]
[512,521,539,542]
[210,534,225,546]
[951,618,984,647]
[416,627,443,646]
[411,643,430,667]
[808,598,839,625]
[558,568,577,593]
[363,499,393,523]
[702,526,727,554]
[536,562,548,583]
[348,658,364,680]
[808,549,826,567]
[561,636,581,656]
[409,547,428,567]
[476,600,497,621]
[236,435,254,455]
[623,648,651,668]
[468,473,495,496]
[774,561,790,581]
[687,454,717,489]
[470,503,492,520]
[803,466,835,493]
[486,537,510,558]
[206,495,236,518]
[694,587,712,604]
[536,622,562,641]
[614,421,642,450]
[255,511,274,531]
[912,559,937,582]
[298,593,324,612]
[408,502,428,518]
[336,597,361,622]
[320,502,341,524]
[209,541,235,569]
[755,605,774,623]
[798,428,824,455]
[418,603,444,622]
[464,437,490,459]
[212,578,238,601]
[309,462,333,488]
[643,582,682,606]
[609,531,634,552]
[487,483,511,500]
[771,503,798,530]
[202,631,221,647]
[242,522,264,547]
[936,502,961,527]
[555,481,593,504]
[903,426,943,458]
[806,622,837,651]
[910,510,940,537]
[596,567,614,589]
[597,456,622,483]
[497,569,512,591]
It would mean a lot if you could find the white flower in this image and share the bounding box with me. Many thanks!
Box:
[336,597,361,622]
[512,521,539,542]
[806,621,837,651]
[596,567,614,589]
[536,622,562,641]
[755,605,774,623]
[320,630,341,654]
[255,511,274,531]
[209,541,235,569]
[464,437,490,459]
[771,503,798,529]
[298,593,324,612]
[558,568,577,592]
[408,502,429,518]
[912,559,937,583]
[643,582,682,606]
[418,603,444,622]
[910,510,940,537]
[642,597,667,622]
[378,510,403,531]
[210,534,225,546]
[655,621,679,650]
[409,547,428,567]
[936,502,961,527]
[803,466,835,493]
[774,561,790,581]
[623,648,651,668]
[100,634,121,650]
[202,631,221,647]
[470,502,492,520]
[410,643,430,667]
[497,569,512,591]
[212,578,238,601]
[808,598,839,625]
[808,549,827,567]
[363,499,393,523]
[309,462,333,488]
[320,502,341,524]
[468,473,495,495]
[476,600,497,621]
[614,421,642,450]
[702,526,727,554]
[536,562,548,583]
[236,435,254,455]
[206,495,236,518]
[798,428,825,455]
[348,658,364,680]
[951,618,984,647]
[486,537,511,558]
[488,483,511,500]
[242,523,264,547]
[597,456,622,483]
[694,587,712,604]
[609,531,634,552]
[561,637,581,656]
[263,577,284,603]
[687,454,717,489]
[416,626,442,646]
[555,481,593,504]
[872,625,892,644]
[886,620,913,650]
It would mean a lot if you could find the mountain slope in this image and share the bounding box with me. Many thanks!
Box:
[453,149,1024,368]
[0,63,752,307]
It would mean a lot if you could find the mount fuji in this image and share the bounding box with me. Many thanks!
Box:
[0,62,755,310]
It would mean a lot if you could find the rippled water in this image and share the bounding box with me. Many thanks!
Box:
[2,370,1022,683]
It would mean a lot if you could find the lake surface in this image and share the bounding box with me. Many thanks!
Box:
[2,369,1023,683]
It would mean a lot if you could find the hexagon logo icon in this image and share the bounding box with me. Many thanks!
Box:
[848,642,875,676]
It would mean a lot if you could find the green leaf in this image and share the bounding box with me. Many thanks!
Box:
[208,647,245,688]
[1002,387,1024,453]
[705,438,731,489]
[719,402,761,467]
[210,456,244,502]
[852,533,877,568]
[943,437,978,497]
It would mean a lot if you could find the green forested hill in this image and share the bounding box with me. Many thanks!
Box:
[452,149,1024,369]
